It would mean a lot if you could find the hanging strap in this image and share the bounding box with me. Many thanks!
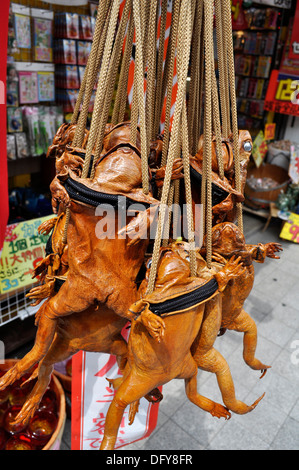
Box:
[202,0,214,269]
[81,0,120,179]
[145,0,159,148]
[111,11,134,125]
[91,0,133,177]
[131,0,149,195]
[71,0,110,127]
[146,0,193,295]
[223,0,243,232]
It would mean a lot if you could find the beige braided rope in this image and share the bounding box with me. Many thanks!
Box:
[91,0,133,175]
[145,0,159,147]
[62,1,116,244]
[215,0,230,139]
[202,0,214,269]
[212,70,224,180]
[153,0,168,136]
[182,99,196,277]
[130,0,151,149]
[223,0,243,231]
[112,11,135,125]
[161,0,180,168]
[146,0,192,295]
[188,0,201,155]
[81,0,120,179]
[62,0,108,244]
[72,0,111,146]
[73,6,112,149]
[130,0,149,148]
[196,32,205,148]
[162,182,174,247]
[71,0,109,127]
[132,0,149,194]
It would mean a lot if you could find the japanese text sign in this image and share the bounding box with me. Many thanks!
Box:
[264,70,299,117]
[0,216,52,294]
[71,350,160,450]
[280,212,299,243]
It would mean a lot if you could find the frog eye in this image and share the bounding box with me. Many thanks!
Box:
[185,256,190,262]
[146,259,152,269]
[243,141,252,152]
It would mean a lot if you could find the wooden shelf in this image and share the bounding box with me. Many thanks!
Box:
[8,155,43,177]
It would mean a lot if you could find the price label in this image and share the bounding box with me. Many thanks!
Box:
[280,212,299,243]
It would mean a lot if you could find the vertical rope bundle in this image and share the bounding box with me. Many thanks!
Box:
[202,0,214,269]
[111,11,135,125]
[72,0,111,144]
[222,0,243,232]
[62,0,243,269]
[131,0,149,194]
[153,0,168,137]
[161,0,180,168]
[81,0,120,179]
[145,0,159,148]
[146,0,193,295]
[188,0,203,156]
[71,0,110,127]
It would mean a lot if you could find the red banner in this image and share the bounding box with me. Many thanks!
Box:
[0,1,10,251]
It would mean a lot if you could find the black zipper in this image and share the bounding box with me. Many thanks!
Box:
[150,278,219,316]
[64,177,150,210]
[54,277,66,293]
[190,166,229,206]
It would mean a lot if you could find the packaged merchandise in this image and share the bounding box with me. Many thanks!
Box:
[10,4,31,61]
[54,13,80,40]
[78,65,86,86]
[7,107,23,133]
[245,8,279,31]
[7,134,17,160]
[54,106,64,129]
[256,56,272,78]
[38,72,55,102]
[79,15,93,41]
[55,65,79,89]
[7,63,19,107]
[54,39,77,64]
[38,106,60,153]
[77,41,92,66]
[14,13,31,49]
[18,71,39,104]
[22,106,42,156]
[15,132,29,158]
[56,89,79,113]
[33,17,53,63]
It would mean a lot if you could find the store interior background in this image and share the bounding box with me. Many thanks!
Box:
[1,0,299,450]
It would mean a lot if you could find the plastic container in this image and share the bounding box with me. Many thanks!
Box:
[266,141,291,171]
